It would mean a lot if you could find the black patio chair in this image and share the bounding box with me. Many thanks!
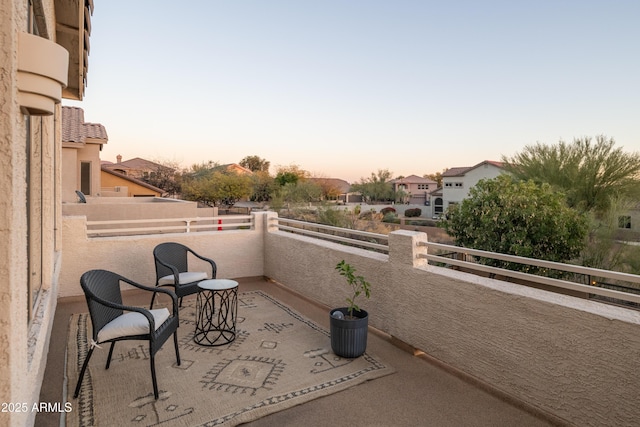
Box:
[152,242,217,308]
[73,269,181,400]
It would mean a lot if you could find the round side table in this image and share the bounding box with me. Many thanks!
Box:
[194,279,238,346]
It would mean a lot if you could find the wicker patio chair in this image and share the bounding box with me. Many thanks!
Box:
[73,269,181,400]
[152,242,217,308]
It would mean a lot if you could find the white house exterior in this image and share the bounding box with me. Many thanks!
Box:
[433,160,505,215]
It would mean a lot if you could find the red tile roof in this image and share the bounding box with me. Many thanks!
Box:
[62,106,108,144]
[442,160,504,177]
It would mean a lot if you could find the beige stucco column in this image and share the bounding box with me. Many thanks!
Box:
[388,229,429,268]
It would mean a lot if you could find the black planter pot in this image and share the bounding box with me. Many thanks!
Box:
[330,308,368,358]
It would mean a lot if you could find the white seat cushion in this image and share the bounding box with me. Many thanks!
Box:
[158,271,208,286]
[97,308,170,343]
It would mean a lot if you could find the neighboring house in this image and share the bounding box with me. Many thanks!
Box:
[0,1,93,425]
[61,106,108,201]
[101,167,165,197]
[217,163,253,175]
[103,158,253,179]
[613,205,640,242]
[389,175,438,205]
[435,160,505,214]
[103,155,168,179]
[308,178,362,203]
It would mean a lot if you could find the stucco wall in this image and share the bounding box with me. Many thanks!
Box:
[0,2,62,425]
[61,197,199,221]
[0,2,25,425]
[59,213,267,297]
[263,220,640,427]
[100,172,161,197]
[61,147,78,202]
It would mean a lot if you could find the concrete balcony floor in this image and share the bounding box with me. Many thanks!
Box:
[37,277,562,427]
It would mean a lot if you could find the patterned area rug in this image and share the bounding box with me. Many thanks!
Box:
[65,290,394,426]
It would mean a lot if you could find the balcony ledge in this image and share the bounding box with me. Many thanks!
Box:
[18,32,69,116]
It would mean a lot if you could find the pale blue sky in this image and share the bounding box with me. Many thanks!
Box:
[64,1,640,183]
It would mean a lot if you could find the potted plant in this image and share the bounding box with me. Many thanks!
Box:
[330,260,372,358]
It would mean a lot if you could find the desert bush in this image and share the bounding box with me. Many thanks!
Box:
[380,207,396,215]
[382,212,398,223]
[405,208,422,217]
[358,210,381,221]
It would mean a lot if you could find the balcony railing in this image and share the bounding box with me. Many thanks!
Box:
[421,241,640,307]
[270,217,389,253]
[86,215,253,237]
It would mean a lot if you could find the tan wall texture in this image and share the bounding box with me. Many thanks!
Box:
[0,1,62,425]
[100,172,161,197]
[61,147,78,202]
[263,219,640,427]
[59,213,267,297]
[62,197,199,221]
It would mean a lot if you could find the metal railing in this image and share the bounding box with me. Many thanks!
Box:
[271,217,389,253]
[86,215,253,237]
[420,241,640,306]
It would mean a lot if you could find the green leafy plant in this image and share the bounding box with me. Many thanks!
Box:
[335,260,371,318]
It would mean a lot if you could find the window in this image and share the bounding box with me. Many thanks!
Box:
[445,182,463,188]
[81,162,91,195]
[618,216,631,229]
[418,184,429,190]
[28,0,40,35]
[434,197,443,214]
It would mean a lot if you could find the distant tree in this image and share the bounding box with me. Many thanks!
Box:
[189,161,220,179]
[274,164,309,186]
[279,180,323,204]
[312,177,343,200]
[424,171,443,188]
[240,155,270,173]
[441,175,588,270]
[181,162,251,206]
[351,169,394,203]
[502,136,640,213]
[249,171,277,202]
[141,159,182,196]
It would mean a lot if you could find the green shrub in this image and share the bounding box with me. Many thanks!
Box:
[380,207,396,215]
[382,212,397,223]
[405,208,422,217]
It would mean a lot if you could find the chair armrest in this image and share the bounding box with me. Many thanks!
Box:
[188,249,218,278]
[154,257,181,285]
[119,276,179,315]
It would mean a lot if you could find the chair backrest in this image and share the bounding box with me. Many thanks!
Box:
[80,270,125,340]
[154,242,189,280]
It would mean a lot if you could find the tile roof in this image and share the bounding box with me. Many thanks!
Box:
[62,106,108,144]
[390,175,437,184]
[309,178,352,193]
[112,157,165,170]
[442,166,471,177]
[442,160,504,177]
